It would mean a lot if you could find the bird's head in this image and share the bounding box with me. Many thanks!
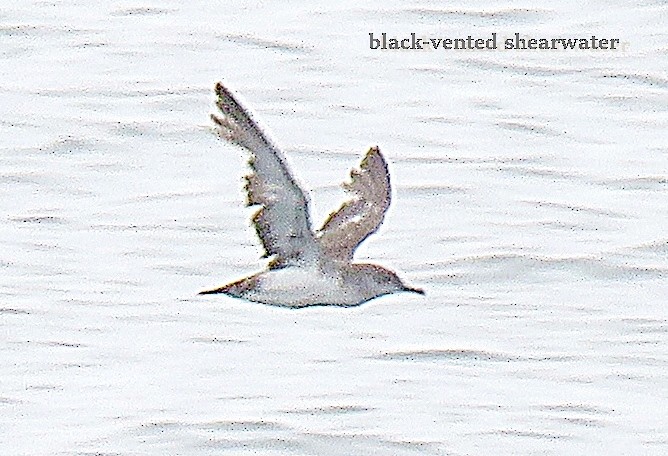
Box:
[352,264,424,299]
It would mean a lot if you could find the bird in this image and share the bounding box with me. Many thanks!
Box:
[199,82,423,307]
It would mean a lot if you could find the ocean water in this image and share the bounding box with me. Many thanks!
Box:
[1,1,666,454]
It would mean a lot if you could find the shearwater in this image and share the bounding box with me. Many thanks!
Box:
[199,82,424,307]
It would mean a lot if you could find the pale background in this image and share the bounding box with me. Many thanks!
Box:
[1,1,666,454]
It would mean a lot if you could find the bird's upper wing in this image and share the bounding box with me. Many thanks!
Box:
[316,146,391,262]
[211,82,318,268]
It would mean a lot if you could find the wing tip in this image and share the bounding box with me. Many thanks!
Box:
[362,145,387,170]
[213,81,229,97]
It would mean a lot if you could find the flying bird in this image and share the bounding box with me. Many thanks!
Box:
[199,82,423,307]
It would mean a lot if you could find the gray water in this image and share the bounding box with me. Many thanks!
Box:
[1,1,667,454]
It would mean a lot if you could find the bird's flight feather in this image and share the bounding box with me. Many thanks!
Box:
[316,146,391,261]
[211,82,317,268]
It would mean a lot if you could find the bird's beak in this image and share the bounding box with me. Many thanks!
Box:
[404,285,425,295]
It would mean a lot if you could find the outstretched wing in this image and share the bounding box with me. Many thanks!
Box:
[316,146,391,261]
[211,82,318,268]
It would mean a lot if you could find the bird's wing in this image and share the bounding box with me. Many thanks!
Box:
[316,146,391,261]
[211,82,318,268]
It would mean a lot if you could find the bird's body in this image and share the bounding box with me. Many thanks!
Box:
[207,264,363,308]
[199,82,423,307]
[202,260,414,308]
